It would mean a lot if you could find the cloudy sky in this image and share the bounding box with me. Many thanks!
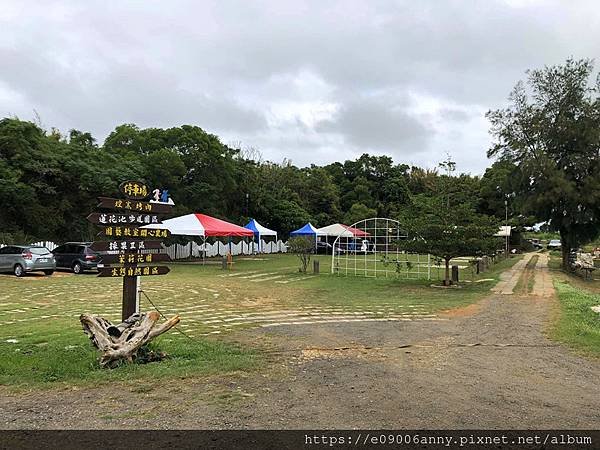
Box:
[1,1,599,173]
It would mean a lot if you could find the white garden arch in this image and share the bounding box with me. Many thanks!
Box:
[331,217,432,279]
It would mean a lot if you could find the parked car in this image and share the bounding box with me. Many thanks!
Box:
[52,242,101,273]
[0,245,56,277]
[547,239,562,250]
[527,238,543,250]
[316,241,333,254]
[315,241,344,254]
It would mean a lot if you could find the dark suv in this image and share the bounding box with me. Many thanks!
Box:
[52,242,101,274]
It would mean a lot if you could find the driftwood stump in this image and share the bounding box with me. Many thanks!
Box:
[80,311,180,368]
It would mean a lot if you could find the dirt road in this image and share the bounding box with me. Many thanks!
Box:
[1,253,598,429]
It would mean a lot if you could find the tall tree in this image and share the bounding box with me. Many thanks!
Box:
[303,166,341,225]
[344,202,377,226]
[398,195,498,286]
[487,58,600,268]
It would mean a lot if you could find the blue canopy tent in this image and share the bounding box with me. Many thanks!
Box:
[290,222,320,237]
[244,219,278,252]
[289,223,322,249]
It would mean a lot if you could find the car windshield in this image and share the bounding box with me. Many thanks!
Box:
[29,247,51,255]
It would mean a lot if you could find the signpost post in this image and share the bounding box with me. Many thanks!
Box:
[88,180,173,321]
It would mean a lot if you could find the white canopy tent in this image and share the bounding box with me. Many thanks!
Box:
[316,223,370,238]
[316,223,354,238]
[244,219,277,239]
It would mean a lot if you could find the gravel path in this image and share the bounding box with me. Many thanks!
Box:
[532,253,553,297]
[491,253,533,295]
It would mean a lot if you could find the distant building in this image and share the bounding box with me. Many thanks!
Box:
[494,226,512,237]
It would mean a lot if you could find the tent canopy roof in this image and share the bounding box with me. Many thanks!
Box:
[290,222,321,236]
[316,223,369,237]
[244,219,277,237]
[144,213,253,237]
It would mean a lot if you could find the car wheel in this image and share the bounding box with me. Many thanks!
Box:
[44,270,54,276]
[14,264,24,277]
[73,262,82,274]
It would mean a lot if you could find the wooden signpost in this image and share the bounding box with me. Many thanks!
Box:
[97,266,171,278]
[88,180,173,321]
[97,197,173,214]
[96,226,170,239]
[86,212,163,225]
[89,240,163,252]
[99,252,171,265]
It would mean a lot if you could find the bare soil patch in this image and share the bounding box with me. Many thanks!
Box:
[441,302,481,318]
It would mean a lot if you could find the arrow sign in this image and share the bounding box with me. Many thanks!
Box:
[87,212,162,226]
[97,226,170,239]
[97,197,173,214]
[90,240,163,252]
[98,266,171,278]
[100,252,171,265]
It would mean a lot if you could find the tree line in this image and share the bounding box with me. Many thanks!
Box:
[1,58,599,270]
[0,118,514,243]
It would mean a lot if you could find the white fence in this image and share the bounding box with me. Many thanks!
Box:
[0,241,58,251]
[0,240,288,260]
[163,240,288,259]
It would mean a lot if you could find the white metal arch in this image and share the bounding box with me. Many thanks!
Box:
[331,217,431,279]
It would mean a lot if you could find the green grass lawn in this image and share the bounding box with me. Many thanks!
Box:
[0,253,520,387]
[551,280,600,357]
[546,252,600,356]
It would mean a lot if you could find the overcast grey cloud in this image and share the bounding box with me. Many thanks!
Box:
[1,0,599,173]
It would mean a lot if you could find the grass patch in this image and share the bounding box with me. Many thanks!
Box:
[0,253,522,387]
[551,280,600,357]
[0,331,258,388]
[514,255,538,294]
[298,254,523,312]
[548,253,562,271]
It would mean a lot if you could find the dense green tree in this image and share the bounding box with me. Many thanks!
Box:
[487,58,600,267]
[264,199,311,235]
[478,160,517,218]
[0,118,144,241]
[69,129,97,149]
[144,149,186,197]
[303,166,341,225]
[344,202,377,226]
[406,166,438,195]
[0,116,510,252]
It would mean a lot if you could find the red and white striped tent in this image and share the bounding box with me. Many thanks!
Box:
[144,213,253,237]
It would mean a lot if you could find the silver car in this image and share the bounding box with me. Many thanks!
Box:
[547,239,562,250]
[0,245,56,277]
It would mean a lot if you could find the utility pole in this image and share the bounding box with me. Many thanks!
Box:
[505,199,509,256]
[438,152,456,210]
